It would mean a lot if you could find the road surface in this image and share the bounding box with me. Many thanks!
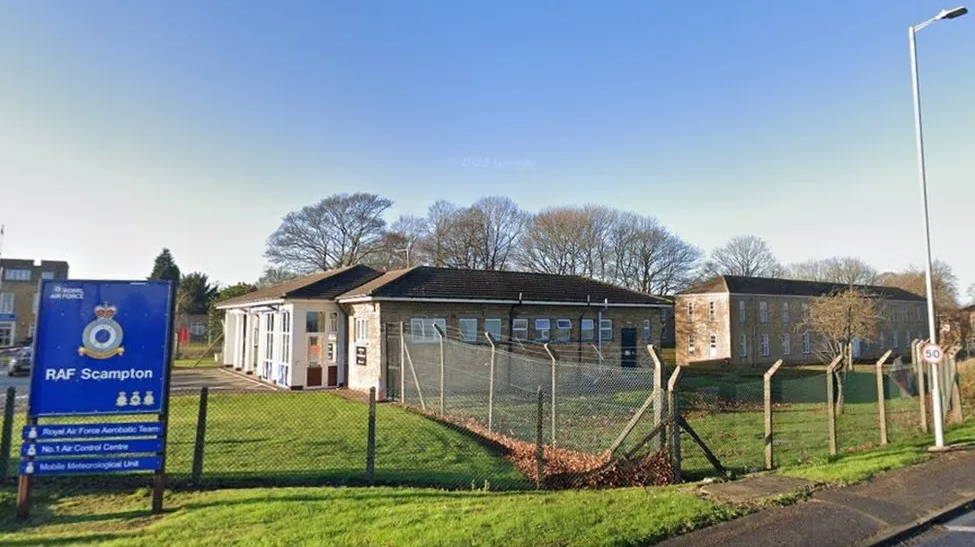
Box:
[899,506,975,546]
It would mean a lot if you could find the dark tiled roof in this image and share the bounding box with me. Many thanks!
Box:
[216,265,381,308]
[963,304,975,313]
[337,266,670,306]
[680,275,926,302]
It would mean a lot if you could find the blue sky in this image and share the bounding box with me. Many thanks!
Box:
[1,1,973,299]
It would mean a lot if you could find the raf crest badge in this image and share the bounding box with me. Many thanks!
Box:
[78,304,125,359]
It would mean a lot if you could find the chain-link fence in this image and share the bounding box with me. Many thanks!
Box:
[1,338,965,492]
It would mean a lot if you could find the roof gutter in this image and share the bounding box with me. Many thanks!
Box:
[215,298,286,310]
[335,295,670,308]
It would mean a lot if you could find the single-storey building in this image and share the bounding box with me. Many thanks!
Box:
[216,264,673,395]
[675,275,928,367]
[335,266,673,398]
[215,265,382,389]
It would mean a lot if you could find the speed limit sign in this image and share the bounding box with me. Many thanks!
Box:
[921,342,944,365]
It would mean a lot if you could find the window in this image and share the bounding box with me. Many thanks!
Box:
[485,319,502,341]
[782,333,792,355]
[760,334,770,357]
[739,334,748,357]
[190,322,206,336]
[600,319,613,341]
[355,317,369,343]
[28,324,35,338]
[280,312,291,364]
[0,324,12,346]
[708,301,716,322]
[892,330,899,349]
[0,293,13,314]
[459,318,478,342]
[802,332,811,354]
[581,319,594,342]
[410,318,445,343]
[306,311,324,333]
[512,319,528,341]
[687,302,694,322]
[801,303,810,321]
[709,334,717,356]
[534,319,551,341]
[41,271,55,280]
[688,333,695,355]
[781,302,790,324]
[739,301,746,323]
[759,301,768,323]
[328,312,339,334]
[643,319,651,341]
[327,342,335,362]
[263,314,275,378]
[3,269,30,281]
[556,319,572,342]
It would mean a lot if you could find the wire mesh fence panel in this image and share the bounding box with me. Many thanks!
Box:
[678,371,766,477]
[884,361,926,443]
[552,360,656,455]
[835,365,887,453]
[771,372,830,466]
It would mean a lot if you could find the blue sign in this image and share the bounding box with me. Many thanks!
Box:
[20,457,162,476]
[28,280,174,417]
[22,439,162,457]
[23,422,164,440]
[0,313,14,322]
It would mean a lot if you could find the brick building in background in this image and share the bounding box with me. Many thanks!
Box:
[675,275,927,368]
[0,259,70,346]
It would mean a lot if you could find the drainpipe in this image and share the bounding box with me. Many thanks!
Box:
[578,295,590,363]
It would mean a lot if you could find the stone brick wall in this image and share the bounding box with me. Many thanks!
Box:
[677,291,928,368]
[675,294,731,366]
[344,299,674,395]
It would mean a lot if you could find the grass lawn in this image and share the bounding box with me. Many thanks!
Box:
[0,485,739,546]
[5,391,528,490]
[779,415,975,484]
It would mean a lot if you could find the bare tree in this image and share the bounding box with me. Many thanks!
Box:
[707,235,781,277]
[256,266,301,289]
[785,257,879,285]
[966,282,975,307]
[880,260,960,314]
[802,287,880,413]
[265,193,393,271]
[609,213,701,295]
[470,196,528,270]
[417,196,527,270]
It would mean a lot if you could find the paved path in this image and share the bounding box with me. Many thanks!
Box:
[658,450,975,547]
[898,507,975,546]
[170,367,276,393]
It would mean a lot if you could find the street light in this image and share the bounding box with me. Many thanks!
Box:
[908,6,967,450]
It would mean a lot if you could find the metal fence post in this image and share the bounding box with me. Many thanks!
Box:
[486,332,496,433]
[915,339,928,432]
[366,387,377,485]
[0,387,15,481]
[535,386,544,490]
[667,366,683,483]
[949,346,963,423]
[648,345,665,452]
[399,322,406,408]
[826,355,842,456]
[875,350,892,446]
[191,387,209,485]
[436,325,445,415]
[764,360,783,470]
[544,343,557,446]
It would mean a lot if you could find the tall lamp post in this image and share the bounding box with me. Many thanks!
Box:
[908,6,967,449]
